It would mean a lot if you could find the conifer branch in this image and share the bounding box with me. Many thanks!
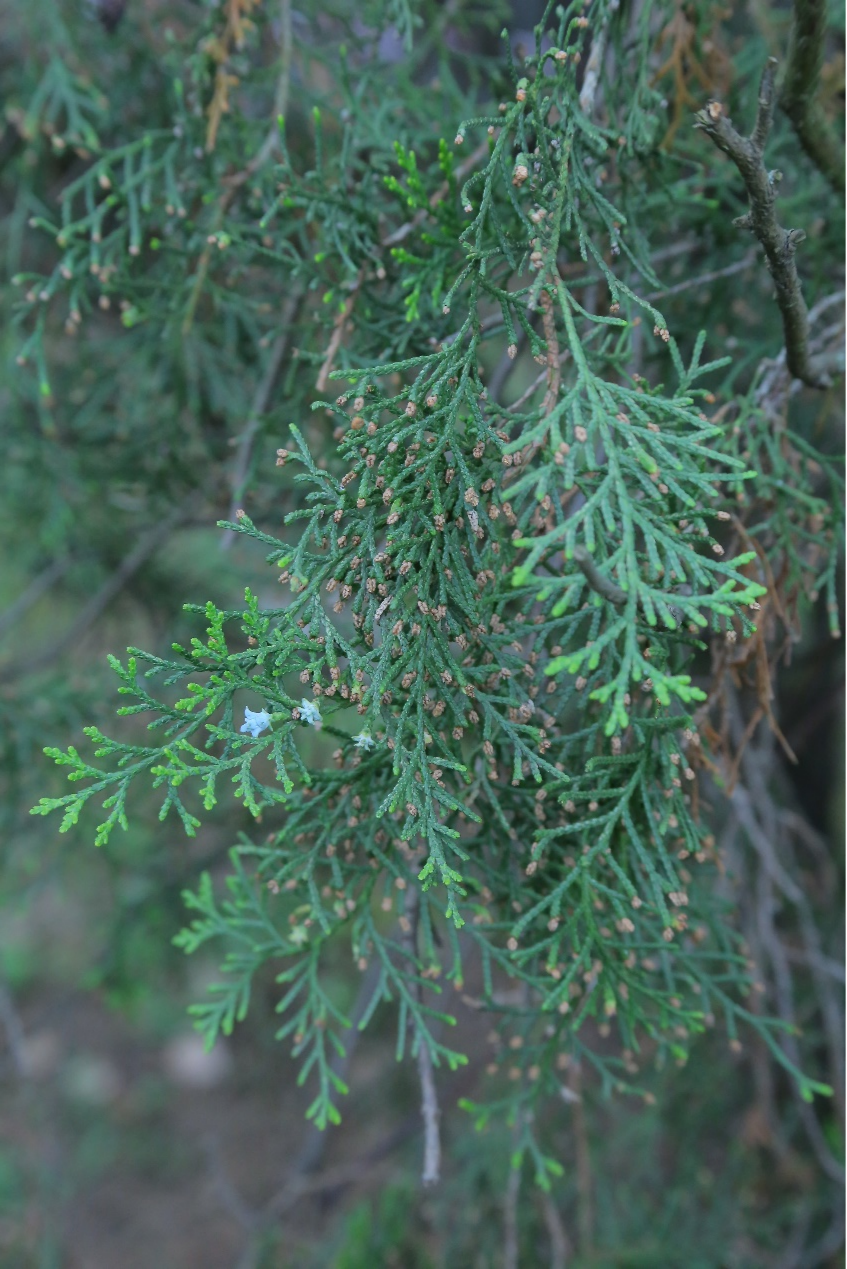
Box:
[506,286,561,477]
[504,347,571,414]
[695,59,829,389]
[780,0,845,196]
[20,4,842,1219]
[381,140,490,249]
[487,328,527,400]
[316,139,492,390]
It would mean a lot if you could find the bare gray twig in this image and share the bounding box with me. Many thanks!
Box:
[503,1109,525,1269]
[540,1190,570,1269]
[205,1113,420,1269]
[644,251,757,301]
[402,882,441,1186]
[578,0,619,118]
[0,507,187,683]
[0,556,73,640]
[290,949,388,1177]
[696,58,830,389]
[569,1060,593,1254]
[724,698,845,1188]
[572,546,627,606]
[222,288,303,548]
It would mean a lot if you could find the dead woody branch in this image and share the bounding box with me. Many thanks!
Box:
[695,58,831,390]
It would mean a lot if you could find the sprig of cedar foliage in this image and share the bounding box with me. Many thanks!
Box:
[29,0,837,1155]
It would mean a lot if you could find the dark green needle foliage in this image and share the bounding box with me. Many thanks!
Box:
[15,0,843,1227]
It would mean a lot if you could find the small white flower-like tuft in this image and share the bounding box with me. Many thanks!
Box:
[240,707,271,738]
[352,730,375,751]
[299,698,322,728]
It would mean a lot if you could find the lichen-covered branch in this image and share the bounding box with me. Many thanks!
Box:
[696,58,829,389]
[780,0,845,197]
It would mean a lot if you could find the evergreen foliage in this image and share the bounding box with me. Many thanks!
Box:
[7,0,843,1242]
